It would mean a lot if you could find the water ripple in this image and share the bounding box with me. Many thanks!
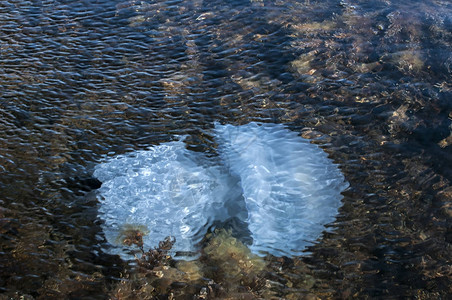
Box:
[0,0,451,298]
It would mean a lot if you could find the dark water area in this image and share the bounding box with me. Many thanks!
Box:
[0,0,451,298]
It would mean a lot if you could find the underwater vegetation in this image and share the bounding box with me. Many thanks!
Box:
[116,224,150,250]
[110,229,317,299]
[94,122,349,259]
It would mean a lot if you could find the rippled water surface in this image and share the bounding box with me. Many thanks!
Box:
[1,0,451,298]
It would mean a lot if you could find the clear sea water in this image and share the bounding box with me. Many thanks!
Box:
[0,0,451,298]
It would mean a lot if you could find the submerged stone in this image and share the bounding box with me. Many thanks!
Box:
[202,229,266,284]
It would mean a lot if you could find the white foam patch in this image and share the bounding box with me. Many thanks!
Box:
[214,122,349,256]
[94,139,238,259]
[94,123,348,259]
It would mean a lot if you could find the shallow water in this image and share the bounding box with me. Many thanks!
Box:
[0,0,451,298]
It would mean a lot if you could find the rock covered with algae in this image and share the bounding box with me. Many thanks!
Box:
[202,229,266,285]
[110,231,269,299]
[110,230,320,299]
[94,122,349,259]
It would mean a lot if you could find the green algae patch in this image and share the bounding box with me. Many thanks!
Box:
[201,229,266,286]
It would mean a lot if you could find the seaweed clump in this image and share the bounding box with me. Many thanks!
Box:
[116,224,150,252]
[109,229,322,299]
[109,230,268,299]
[110,235,209,299]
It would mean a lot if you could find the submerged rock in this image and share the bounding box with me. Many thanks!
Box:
[202,229,266,285]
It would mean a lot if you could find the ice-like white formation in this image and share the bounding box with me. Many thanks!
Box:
[93,138,240,259]
[215,122,349,256]
[94,122,348,259]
